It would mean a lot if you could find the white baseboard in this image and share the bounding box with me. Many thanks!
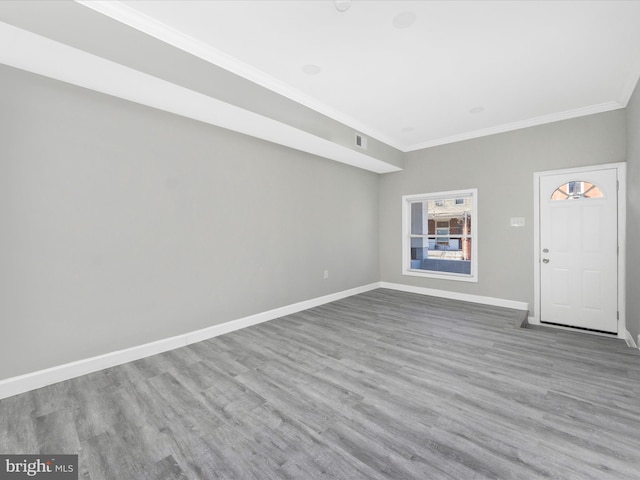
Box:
[0,283,379,400]
[527,316,539,325]
[183,283,379,344]
[379,282,529,311]
[0,282,534,399]
[625,330,638,349]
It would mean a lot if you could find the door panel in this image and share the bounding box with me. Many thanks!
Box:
[550,207,570,252]
[550,268,569,304]
[581,206,602,252]
[582,270,601,310]
[539,169,618,333]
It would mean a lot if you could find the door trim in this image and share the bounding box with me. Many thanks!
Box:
[532,162,627,339]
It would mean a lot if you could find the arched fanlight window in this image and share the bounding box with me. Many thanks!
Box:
[551,181,603,200]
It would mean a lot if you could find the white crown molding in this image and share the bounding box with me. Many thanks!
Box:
[75,1,640,154]
[70,1,640,155]
[405,101,625,152]
[74,0,403,151]
[0,283,380,400]
[9,3,638,164]
[0,21,400,174]
[618,61,640,107]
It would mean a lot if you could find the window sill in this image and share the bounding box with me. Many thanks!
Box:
[403,269,478,283]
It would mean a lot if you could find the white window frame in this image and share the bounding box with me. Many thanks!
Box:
[402,188,478,282]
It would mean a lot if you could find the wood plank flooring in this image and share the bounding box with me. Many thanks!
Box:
[2,288,640,479]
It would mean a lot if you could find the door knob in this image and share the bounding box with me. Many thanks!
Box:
[542,258,550,264]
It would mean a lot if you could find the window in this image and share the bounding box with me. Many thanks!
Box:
[551,181,603,200]
[402,189,478,282]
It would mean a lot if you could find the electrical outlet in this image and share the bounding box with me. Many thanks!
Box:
[510,217,525,227]
[323,270,329,279]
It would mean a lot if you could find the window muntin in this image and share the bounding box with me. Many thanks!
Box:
[403,189,478,282]
[551,181,603,200]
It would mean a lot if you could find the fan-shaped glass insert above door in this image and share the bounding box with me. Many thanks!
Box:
[551,181,603,200]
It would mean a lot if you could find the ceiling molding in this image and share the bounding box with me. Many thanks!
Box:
[7,2,636,160]
[74,0,404,151]
[0,21,400,174]
[405,101,625,152]
[618,62,640,108]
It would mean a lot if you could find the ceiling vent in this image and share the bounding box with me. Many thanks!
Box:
[355,133,368,150]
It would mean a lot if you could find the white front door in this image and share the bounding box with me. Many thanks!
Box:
[539,168,618,333]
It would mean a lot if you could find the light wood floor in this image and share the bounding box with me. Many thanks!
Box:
[2,289,640,479]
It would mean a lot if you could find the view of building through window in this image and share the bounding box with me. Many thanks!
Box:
[410,198,472,274]
[551,181,603,200]
[404,190,476,279]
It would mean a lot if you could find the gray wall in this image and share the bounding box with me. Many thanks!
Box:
[626,80,640,342]
[1,61,635,383]
[379,111,627,312]
[0,65,379,380]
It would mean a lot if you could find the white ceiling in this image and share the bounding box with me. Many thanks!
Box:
[83,0,640,151]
